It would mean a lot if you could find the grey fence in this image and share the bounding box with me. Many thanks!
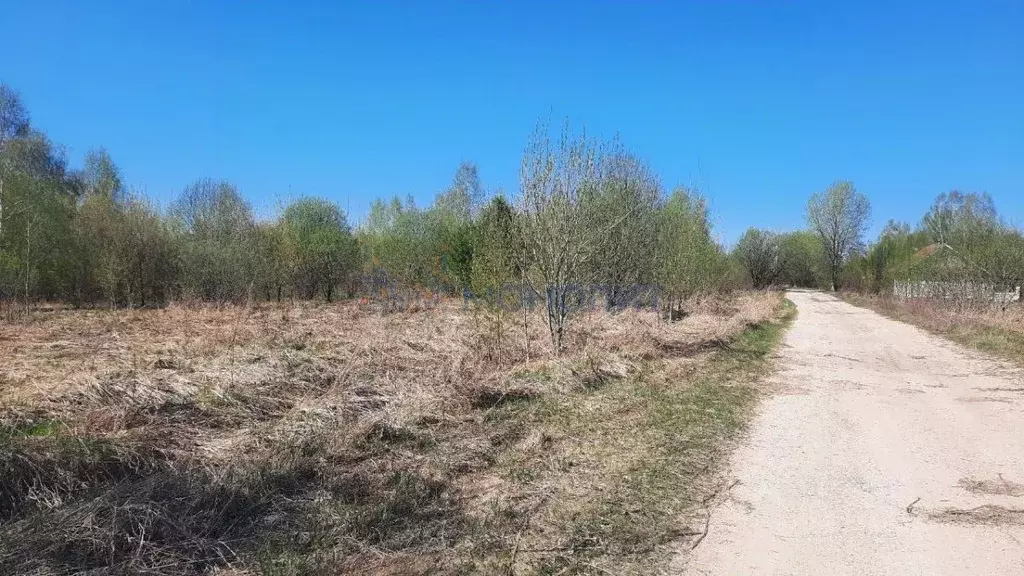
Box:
[893,280,1021,304]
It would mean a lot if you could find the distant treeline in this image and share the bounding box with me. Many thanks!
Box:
[4,79,1019,330]
[733,184,1024,295]
[0,83,730,340]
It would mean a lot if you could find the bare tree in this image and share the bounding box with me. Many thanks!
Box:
[807,180,871,291]
[517,121,603,351]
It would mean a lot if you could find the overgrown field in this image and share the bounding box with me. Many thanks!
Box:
[842,294,1024,365]
[0,293,789,575]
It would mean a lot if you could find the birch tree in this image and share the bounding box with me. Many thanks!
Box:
[518,122,602,350]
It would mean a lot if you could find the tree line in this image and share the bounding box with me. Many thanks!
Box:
[5,78,1019,337]
[732,182,1024,294]
[0,84,733,346]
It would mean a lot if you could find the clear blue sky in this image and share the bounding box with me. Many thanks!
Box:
[3,1,1021,243]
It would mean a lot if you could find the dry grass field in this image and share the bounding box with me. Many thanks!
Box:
[0,292,789,575]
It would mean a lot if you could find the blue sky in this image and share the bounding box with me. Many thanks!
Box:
[3,1,1021,243]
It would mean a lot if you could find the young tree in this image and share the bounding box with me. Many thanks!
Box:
[362,195,437,288]
[430,163,484,292]
[469,194,520,363]
[471,195,518,295]
[517,121,603,350]
[121,196,176,306]
[171,179,257,301]
[860,220,931,293]
[777,231,824,288]
[920,191,1013,285]
[734,228,783,289]
[807,180,871,291]
[656,187,722,316]
[0,131,78,304]
[281,197,357,301]
[585,148,662,308]
[253,221,289,301]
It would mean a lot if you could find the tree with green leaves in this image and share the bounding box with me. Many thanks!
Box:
[656,187,724,316]
[471,195,519,297]
[430,163,484,292]
[585,147,662,308]
[517,121,604,350]
[361,195,438,288]
[0,130,79,304]
[920,191,1023,288]
[860,220,930,293]
[734,228,783,289]
[171,179,257,302]
[807,180,871,291]
[0,83,31,241]
[281,197,357,301]
[777,231,824,288]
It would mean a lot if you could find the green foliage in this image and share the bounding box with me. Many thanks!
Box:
[920,191,1024,287]
[733,228,783,289]
[851,192,1024,295]
[361,195,441,287]
[856,220,930,293]
[657,187,726,304]
[0,129,79,302]
[471,195,518,297]
[359,162,485,294]
[585,148,663,306]
[807,180,872,291]
[0,82,792,317]
[171,179,258,302]
[777,231,825,288]
[281,197,357,301]
[252,221,288,301]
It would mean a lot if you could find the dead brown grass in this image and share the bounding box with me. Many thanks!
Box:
[0,292,785,575]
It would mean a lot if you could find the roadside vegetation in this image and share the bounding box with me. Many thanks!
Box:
[0,292,789,574]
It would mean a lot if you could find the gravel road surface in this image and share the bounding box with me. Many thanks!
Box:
[683,290,1024,575]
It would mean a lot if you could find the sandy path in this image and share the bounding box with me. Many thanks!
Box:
[682,290,1024,575]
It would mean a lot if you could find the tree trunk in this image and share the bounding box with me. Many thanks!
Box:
[23,218,31,312]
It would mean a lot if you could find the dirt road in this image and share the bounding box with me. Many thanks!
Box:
[683,290,1024,575]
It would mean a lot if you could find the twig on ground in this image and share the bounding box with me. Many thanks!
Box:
[691,479,741,550]
[507,491,551,575]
